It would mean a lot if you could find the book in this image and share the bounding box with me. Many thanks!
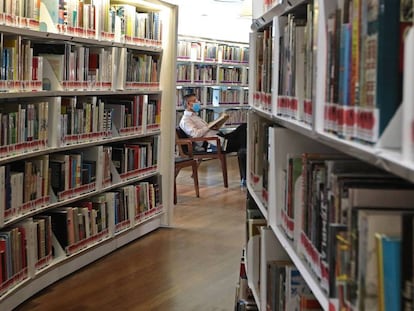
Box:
[47,209,70,249]
[266,260,292,311]
[284,265,312,310]
[356,208,406,310]
[401,213,414,311]
[376,234,401,311]
[359,0,401,143]
[247,218,266,239]
[328,223,347,298]
[207,112,229,130]
[299,294,323,310]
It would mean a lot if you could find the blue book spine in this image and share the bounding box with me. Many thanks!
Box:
[382,236,401,311]
[339,23,351,106]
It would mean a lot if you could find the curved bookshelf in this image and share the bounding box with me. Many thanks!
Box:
[0,1,177,309]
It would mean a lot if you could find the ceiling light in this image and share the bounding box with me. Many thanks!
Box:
[213,0,243,2]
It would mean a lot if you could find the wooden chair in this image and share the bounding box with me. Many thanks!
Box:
[175,127,228,188]
[174,139,200,204]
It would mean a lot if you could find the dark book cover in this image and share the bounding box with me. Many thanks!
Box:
[111,147,125,174]
[401,213,414,311]
[49,160,65,193]
[82,160,96,184]
[361,0,401,141]
[48,209,69,250]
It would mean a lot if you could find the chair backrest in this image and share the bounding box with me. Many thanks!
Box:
[175,126,209,154]
[176,126,188,139]
[175,127,190,156]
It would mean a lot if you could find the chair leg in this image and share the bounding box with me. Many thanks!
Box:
[191,161,200,198]
[220,155,228,188]
[174,176,177,204]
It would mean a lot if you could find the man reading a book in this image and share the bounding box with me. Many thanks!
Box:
[179,93,247,184]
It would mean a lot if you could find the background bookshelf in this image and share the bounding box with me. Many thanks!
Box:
[176,35,250,129]
[0,1,177,310]
[246,0,414,310]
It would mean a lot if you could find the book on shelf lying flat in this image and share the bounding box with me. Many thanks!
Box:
[207,112,229,130]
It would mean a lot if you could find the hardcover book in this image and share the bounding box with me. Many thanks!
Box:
[207,112,229,130]
[376,234,401,311]
[359,0,401,143]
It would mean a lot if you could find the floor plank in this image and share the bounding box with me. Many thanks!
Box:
[14,155,247,311]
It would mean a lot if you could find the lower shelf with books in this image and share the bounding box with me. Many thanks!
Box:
[247,112,414,310]
[245,224,325,311]
[0,170,164,310]
[0,214,163,310]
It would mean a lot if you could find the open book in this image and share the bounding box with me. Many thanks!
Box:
[207,112,230,129]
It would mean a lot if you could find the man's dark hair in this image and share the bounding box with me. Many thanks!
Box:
[183,92,196,100]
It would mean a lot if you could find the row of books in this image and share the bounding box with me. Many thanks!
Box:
[109,5,161,42]
[125,52,160,85]
[177,39,249,63]
[0,178,162,297]
[193,64,217,83]
[205,108,248,127]
[0,137,159,226]
[249,1,315,127]
[266,260,322,311]
[323,0,412,144]
[247,121,414,310]
[259,0,413,145]
[248,118,272,204]
[35,43,114,91]
[278,152,414,310]
[177,65,247,85]
[111,139,158,177]
[245,195,322,311]
[218,67,245,84]
[276,11,308,123]
[214,89,248,105]
[61,95,160,141]
[252,24,273,113]
[176,86,249,108]
[0,95,160,159]
[4,0,163,44]
[0,101,48,147]
[275,2,315,126]
[0,36,161,93]
[1,155,50,215]
[112,181,160,232]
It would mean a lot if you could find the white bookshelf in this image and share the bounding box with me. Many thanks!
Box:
[0,1,178,309]
[247,0,414,310]
[176,35,250,128]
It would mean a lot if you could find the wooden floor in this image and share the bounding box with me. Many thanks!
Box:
[15,155,247,311]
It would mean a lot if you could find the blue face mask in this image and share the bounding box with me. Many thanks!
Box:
[192,102,201,113]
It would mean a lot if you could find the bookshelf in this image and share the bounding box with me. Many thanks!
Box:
[0,1,177,310]
[246,0,414,310]
[176,35,250,128]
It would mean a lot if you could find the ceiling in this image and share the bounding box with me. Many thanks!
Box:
[166,0,252,43]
